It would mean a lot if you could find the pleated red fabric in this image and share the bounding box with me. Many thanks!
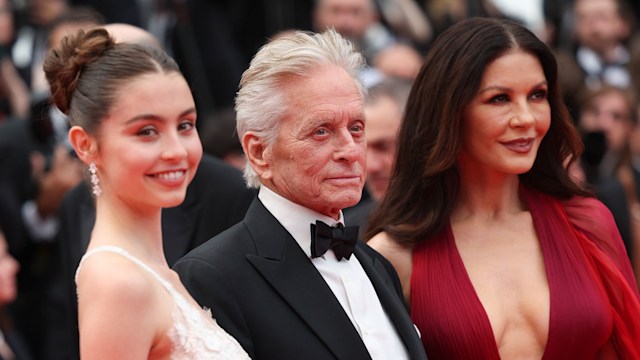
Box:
[411,188,640,359]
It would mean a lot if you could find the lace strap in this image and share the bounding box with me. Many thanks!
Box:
[75,245,178,295]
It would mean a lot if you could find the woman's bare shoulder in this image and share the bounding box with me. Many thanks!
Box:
[76,252,171,357]
[368,231,413,264]
[76,253,158,308]
[368,231,414,302]
[369,231,411,250]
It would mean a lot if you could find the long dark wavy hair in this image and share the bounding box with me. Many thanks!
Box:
[365,17,591,244]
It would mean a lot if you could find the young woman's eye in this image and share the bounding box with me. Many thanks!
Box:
[489,94,509,103]
[178,120,195,132]
[137,127,157,137]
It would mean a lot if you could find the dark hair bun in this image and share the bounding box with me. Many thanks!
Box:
[44,28,115,114]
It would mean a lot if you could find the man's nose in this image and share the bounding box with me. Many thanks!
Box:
[334,129,362,162]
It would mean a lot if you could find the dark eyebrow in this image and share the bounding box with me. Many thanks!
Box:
[124,107,197,125]
[477,81,548,95]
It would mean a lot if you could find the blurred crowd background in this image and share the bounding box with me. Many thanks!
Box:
[1,0,640,358]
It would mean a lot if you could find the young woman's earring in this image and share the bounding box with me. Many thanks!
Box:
[89,162,101,197]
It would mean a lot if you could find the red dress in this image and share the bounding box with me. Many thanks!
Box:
[411,189,640,359]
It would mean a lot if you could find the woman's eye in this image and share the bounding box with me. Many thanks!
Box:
[137,128,157,137]
[489,94,509,103]
[178,121,195,131]
[315,128,328,136]
[530,90,548,100]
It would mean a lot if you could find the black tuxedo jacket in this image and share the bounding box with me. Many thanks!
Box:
[174,198,427,360]
[43,154,256,359]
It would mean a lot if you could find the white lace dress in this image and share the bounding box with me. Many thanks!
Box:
[76,245,250,359]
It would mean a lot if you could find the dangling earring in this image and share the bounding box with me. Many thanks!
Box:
[89,162,102,197]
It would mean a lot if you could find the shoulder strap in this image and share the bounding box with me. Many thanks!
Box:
[75,245,177,295]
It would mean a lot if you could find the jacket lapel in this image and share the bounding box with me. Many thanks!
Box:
[355,245,428,360]
[244,200,371,360]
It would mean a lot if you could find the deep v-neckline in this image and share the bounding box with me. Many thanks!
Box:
[444,219,552,359]
[410,190,620,359]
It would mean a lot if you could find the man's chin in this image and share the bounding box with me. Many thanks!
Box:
[335,192,363,209]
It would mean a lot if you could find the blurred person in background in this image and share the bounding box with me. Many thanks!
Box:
[11,0,68,95]
[0,229,31,360]
[174,0,314,118]
[577,85,640,286]
[578,86,637,179]
[0,7,102,357]
[0,0,29,122]
[375,0,433,52]
[423,0,503,38]
[199,106,246,171]
[573,0,636,90]
[69,0,141,25]
[345,77,410,237]
[551,0,638,122]
[0,185,32,359]
[630,104,640,277]
[313,0,422,81]
[314,0,393,61]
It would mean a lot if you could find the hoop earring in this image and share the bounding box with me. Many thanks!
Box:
[89,162,102,197]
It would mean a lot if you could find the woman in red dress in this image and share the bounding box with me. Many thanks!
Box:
[367,17,640,359]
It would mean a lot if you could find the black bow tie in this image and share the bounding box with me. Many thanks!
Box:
[310,221,359,261]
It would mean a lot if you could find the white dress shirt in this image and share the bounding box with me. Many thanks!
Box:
[258,186,409,360]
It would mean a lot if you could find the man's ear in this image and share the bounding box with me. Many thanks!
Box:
[68,126,98,164]
[242,131,272,181]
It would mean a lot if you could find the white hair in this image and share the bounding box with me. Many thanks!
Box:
[235,28,366,188]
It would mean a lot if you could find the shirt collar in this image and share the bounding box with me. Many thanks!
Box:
[576,44,630,73]
[258,186,345,258]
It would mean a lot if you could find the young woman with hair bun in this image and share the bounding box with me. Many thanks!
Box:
[44,28,249,359]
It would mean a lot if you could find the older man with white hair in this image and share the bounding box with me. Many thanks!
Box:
[174,29,427,360]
